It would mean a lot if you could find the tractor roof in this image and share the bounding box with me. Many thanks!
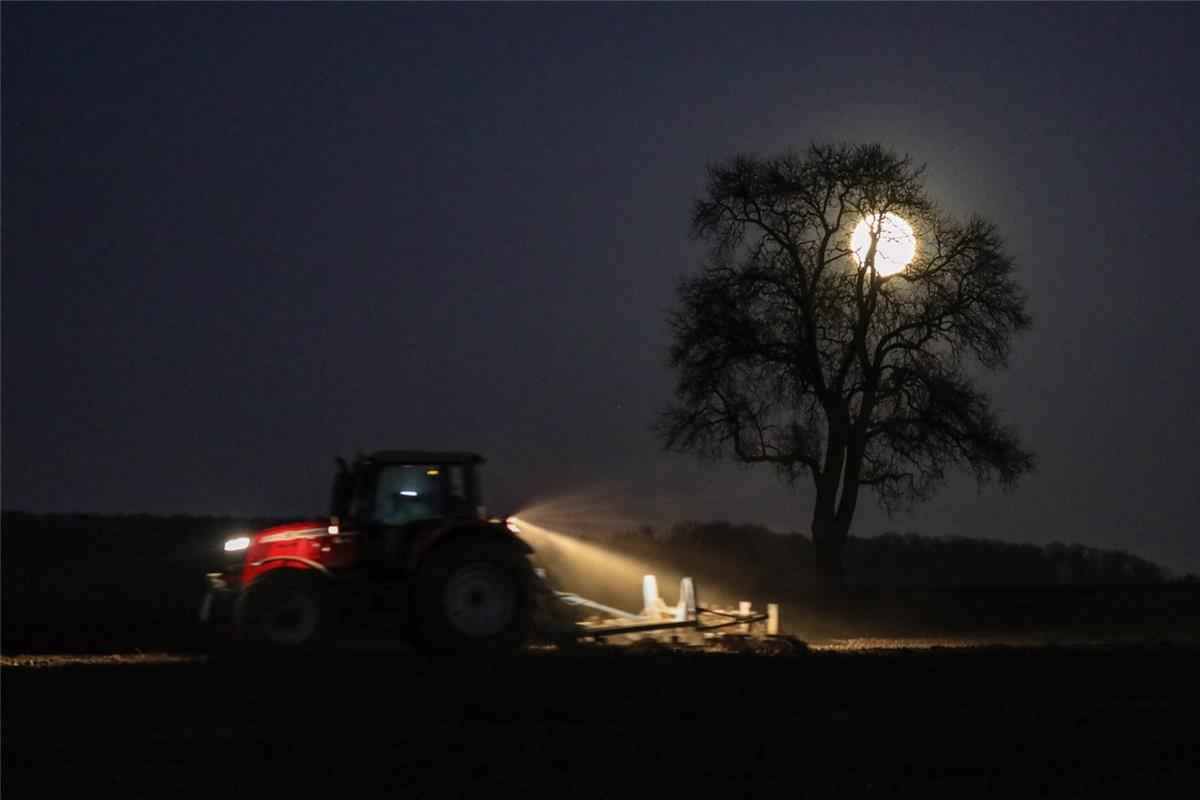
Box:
[366,450,486,466]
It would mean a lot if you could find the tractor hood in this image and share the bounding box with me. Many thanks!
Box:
[229,519,361,586]
[222,519,332,555]
[245,519,336,562]
[252,519,334,544]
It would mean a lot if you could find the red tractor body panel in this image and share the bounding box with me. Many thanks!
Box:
[237,519,362,586]
[226,517,529,589]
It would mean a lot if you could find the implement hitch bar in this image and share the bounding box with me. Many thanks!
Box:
[553,575,780,642]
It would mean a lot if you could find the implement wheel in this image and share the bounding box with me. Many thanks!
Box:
[233,569,336,656]
[412,536,536,654]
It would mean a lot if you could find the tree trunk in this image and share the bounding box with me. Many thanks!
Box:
[811,504,846,592]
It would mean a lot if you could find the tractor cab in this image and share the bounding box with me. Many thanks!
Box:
[330,451,497,575]
[332,451,487,527]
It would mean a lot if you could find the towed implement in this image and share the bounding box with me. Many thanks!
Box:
[201,451,781,654]
[554,574,780,645]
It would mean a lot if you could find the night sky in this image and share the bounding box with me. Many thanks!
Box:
[3,4,1198,573]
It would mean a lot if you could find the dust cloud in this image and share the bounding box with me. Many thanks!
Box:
[510,487,771,615]
[511,492,688,614]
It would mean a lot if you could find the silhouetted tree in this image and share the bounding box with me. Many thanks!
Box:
[660,143,1035,589]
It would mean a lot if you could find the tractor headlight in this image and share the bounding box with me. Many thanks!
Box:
[505,519,521,535]
[223,536,251,552]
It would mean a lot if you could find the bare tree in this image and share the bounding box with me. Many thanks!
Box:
[660,143,1035,588]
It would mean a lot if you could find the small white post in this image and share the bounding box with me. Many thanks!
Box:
[738,600,751,633]
[766,603,780,636]
[642,575,662,620]
[675,577,697,621]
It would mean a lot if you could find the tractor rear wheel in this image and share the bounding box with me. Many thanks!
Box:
[412,537,536,653]
[232,569,336,656]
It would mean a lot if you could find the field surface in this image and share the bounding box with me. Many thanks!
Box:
[4,643,1199,799]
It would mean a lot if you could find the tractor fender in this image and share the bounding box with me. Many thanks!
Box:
[247,556,338,581]
[405,520,533,575]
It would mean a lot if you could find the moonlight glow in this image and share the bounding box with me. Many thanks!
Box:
[851,213,917,276]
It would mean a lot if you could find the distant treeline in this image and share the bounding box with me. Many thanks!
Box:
[2,511,1196,648]
[1,511,1184,593]
[1,510,289,551]
[1,511,292,615]
[601,521,1184,590]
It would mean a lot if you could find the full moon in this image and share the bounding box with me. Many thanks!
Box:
[851,213,917,276]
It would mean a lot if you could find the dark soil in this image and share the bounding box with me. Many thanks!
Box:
[4,644,1198,799]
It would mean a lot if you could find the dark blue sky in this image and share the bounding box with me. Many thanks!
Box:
[4,4,1198,573]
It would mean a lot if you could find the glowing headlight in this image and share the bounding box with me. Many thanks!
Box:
[223,536,251,552]
[505,519,521,534]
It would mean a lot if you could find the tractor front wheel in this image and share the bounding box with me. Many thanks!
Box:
[412,537,535,653]
[232,569,336,656]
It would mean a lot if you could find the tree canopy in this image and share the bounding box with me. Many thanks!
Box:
[660,143,1035,586]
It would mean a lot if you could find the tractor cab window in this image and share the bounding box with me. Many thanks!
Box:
[372,465,444,525]
[368,462,482,525]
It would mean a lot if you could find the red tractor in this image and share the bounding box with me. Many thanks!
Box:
[200,451,538,654]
